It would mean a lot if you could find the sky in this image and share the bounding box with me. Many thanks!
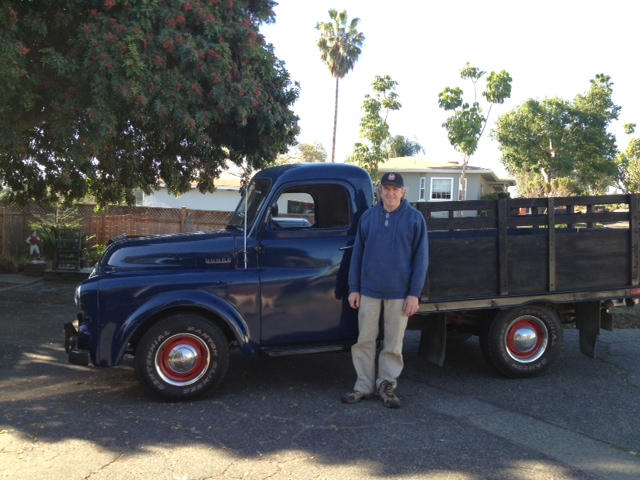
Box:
[260,0,640,178]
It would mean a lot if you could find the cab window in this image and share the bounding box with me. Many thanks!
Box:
[267,184,350,231]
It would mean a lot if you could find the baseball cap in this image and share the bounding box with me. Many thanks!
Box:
[380,172,404,188]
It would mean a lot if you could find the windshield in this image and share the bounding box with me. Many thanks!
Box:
[228,177,271,232]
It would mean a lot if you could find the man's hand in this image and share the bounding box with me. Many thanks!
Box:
[403,295,419,316]
[348,292,361,309]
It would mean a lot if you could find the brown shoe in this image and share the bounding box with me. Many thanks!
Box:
[341,391,375,404]
[378,381,400,408]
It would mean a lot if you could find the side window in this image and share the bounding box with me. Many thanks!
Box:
[419,177,426,201]
[269,192,315,229]
[268,184,350,230]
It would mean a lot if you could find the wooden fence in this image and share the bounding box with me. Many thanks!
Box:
[0,203,233,258]
[79,207,233,245]
[0,207,26,257]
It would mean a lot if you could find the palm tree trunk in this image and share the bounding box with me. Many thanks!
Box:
[331,77,339,163]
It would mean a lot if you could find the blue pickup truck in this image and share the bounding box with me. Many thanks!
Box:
[65,162,640,399]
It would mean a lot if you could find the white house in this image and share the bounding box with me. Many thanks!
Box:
[378,157,515,203]
[141,157,514,212]
[140,174,243,211]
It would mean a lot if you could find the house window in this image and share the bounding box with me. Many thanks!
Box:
[418,177,426,201]
[430,178,453,200]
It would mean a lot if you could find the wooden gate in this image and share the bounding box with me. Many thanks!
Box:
[0,207,26,257]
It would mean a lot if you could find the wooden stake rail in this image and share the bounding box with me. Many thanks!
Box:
[417,194,640,307]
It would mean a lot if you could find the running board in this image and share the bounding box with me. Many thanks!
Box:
[260,344,350,357]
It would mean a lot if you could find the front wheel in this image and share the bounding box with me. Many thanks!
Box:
[479,305,563,378]
[134,314,230,400]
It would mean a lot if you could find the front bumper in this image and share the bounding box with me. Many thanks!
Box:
[64,321,90,366]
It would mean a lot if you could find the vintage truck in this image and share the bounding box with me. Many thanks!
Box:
[64,162,640,399]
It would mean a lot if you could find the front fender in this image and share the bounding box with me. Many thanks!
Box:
[101,289,256,366]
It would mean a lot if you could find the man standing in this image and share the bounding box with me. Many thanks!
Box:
[342,172,429,408]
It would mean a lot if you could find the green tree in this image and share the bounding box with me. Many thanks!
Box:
[493,74,620,195]
[512,171,579,198]
[275,142,327,164]
[0,0,299,206]
[316,9,365,163]
[618,139,640,193]
[624,123,637,136]
[386,135,424,158]
[298,142,328,163]
[349,75,401,181]
[616,123,640,193]
[438,62,512,200]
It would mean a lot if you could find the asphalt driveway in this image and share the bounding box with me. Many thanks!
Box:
[1,277,640,479]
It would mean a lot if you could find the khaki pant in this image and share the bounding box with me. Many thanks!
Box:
[351,295,408,394]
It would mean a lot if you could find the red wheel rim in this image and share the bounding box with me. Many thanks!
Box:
[155,333,210,386]
[505,316,548,363]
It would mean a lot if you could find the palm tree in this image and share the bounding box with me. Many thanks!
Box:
[316,9,365,162]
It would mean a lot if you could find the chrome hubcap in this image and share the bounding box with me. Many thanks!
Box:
[167,345,199,374]
[155,333,210,386]
[505,316,548,363]
[512,326,538,353]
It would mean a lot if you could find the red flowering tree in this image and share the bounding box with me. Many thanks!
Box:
[0,0,299,205]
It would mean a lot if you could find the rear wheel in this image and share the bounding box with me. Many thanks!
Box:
[479,305,563,378]
[135,313,229,400]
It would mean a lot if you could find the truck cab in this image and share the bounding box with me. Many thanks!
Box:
[66,163,375,399]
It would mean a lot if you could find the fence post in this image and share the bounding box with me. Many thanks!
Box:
[181,207,187,233]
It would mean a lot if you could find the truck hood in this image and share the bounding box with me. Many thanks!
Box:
[97,229,240,272]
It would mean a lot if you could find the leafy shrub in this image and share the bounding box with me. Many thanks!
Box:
[83,242,108,267]
[0,254,27,273]
[29,208,83,261]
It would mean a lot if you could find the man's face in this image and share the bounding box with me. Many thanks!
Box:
[380,184,404,212]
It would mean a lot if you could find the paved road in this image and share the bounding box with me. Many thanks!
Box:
[1,278,640,479]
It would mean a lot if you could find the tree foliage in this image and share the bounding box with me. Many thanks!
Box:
[438,62,512,199]
[512,171,579,198]
[615,123,638,193]
[493,74,620,195]
[386,135,424,158]
[349,75,401,181]
[616,133,640,193]
[275,142,327,164]
[0,0,300,206]
[297,142,328,163]
[316,9,364,162]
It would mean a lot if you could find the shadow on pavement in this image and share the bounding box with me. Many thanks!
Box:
[1,279,639,479]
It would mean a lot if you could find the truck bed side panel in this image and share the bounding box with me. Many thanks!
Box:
[419,194,638,305]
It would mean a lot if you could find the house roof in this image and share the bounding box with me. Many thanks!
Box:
[212,174,242,189]
[379,157,515,187]
[156,174,241,190]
